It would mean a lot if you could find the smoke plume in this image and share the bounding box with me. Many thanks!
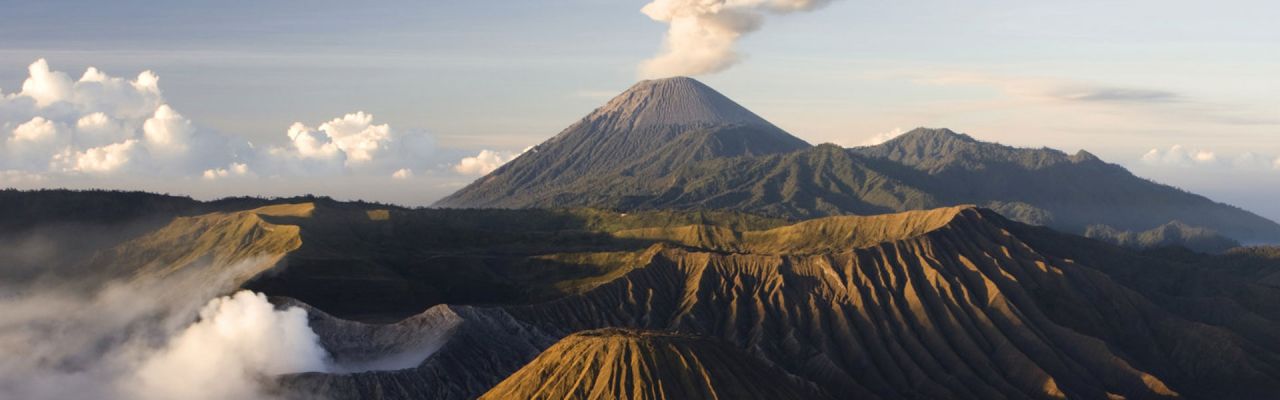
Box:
[639,0,834,78]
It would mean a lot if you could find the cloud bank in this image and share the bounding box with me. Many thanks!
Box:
[0,59,514,199]
[0,256,330,400]
[1140,144,1280,171]
[638,0,834,78]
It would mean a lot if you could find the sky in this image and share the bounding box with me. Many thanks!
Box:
[0,0,1277,219]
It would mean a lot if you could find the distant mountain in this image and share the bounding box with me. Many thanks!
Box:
[435,78,1280,245]
[1086,220,1240,253]
[433,77,810,209]
[849,128,1280,243]
[479,329,829,400]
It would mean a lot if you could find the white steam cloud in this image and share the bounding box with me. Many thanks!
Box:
[0,262,330,400]
[131,291,328,400]
[639,0,834,78]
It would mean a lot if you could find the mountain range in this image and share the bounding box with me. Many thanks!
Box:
[26,199,1277,399]
[436,77,1280,246]
[7,76,1280,400]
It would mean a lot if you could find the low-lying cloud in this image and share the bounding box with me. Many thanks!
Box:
[1140,144,1280,171]
[453,148,528,176]
[131,291,328,400]
[638,0,834,78]
[856,127,904,147]
[0,261,329,400]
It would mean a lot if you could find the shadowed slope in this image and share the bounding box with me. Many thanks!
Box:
[479,328,831,400]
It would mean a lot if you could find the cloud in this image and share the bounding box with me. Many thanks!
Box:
[1053,87,1179,103]
[638,0,833,78]
[1231,152,1280,171]
[202,162,252,180]
[1139,145,1280,172]
[920,72,1182,105]
[453,148,526,176]
[314,111,391,165]
[52,139,141,174]
[857,127,903,146]
[391,168,413,179]
[142,105,194,156]
[11,116,58,142]
[129,291,328,400]
[0,59,225,176]
[0,253,332,400]
[1141,145,1217,167]
[267,112,438,176]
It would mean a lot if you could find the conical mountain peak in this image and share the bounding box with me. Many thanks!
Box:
[588,76,776,130]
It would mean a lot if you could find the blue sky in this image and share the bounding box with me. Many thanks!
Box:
[0,1,1277,218]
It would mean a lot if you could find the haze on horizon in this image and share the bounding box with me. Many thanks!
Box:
[0,1,1277,220]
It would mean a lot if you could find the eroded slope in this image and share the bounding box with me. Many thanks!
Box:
[277,206,1280,400]
[479,328,831,400]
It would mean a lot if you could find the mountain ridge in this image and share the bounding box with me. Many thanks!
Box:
[434,76,1280,244]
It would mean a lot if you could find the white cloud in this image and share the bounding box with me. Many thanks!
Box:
[391,168,413,179]
[0,266,332,400]
[319,112,390,165]
[11,117,58,143]
[1140,145,1219,167]
[52,139,140,174]
[272,112,403,170]
[75,112,128,145]
[129,291,328,400]
[453,148,526,176]
[638,0,833,78]
[202,162,252,180]
[142,105,194,155]
[18,59,73,108]
[0,59,461,200]
[1139,145,1280,173]
[0,59,225,178]
[282,122,342,162]
[858,127,903,146]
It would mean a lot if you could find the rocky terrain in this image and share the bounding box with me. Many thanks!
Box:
[56,200,1278,399]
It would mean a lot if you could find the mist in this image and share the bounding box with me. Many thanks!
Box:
[0,260,331,400]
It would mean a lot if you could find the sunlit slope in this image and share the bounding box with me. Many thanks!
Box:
[85,203,308,285]
[277,206,1280,400]
[613,205,969,254]
[479,329,831,400]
